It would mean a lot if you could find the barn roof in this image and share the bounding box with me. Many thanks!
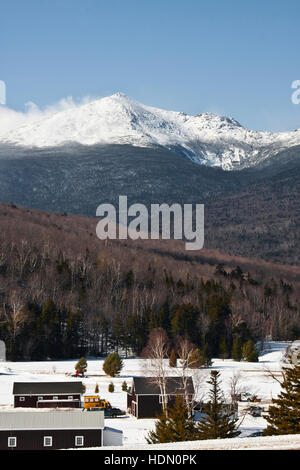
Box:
[0,410,104,430]
[13,382,82,395]
[132,376,194,395]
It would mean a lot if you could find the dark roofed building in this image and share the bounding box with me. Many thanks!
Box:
[127,376,194,419]
[13,382,82,408]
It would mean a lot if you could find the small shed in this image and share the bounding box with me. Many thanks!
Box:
[127,376,194,419]
[103,426,123,447]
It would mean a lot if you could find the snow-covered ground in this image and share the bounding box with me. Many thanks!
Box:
[0,341,290,446]
[101,433,300,451]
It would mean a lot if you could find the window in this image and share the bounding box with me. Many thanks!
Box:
[68,396,73,400]
[53,396,58,400]
[38,396,43,401]
[75,436,84,447]
[19,397,25,401]
[8,437,17,448]
[43,436,53,447]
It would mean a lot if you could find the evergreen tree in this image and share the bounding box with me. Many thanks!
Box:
[126,313,148,355]
[103,352,123,377]
[122,381,128,392]
[170,304,199,344]
[94,383,99,394]
[146,408,169,444]
[242,340,259,362]
[111,314,124,353]
[108,382,114,393]
[230,266,244,280]
[65,310,82,358]
[146,396,198,444]
[196,370,239,440]
[219,336,229,360]
[205,294,232,357]
[158,299,171,332]
[39,299,62,358]
[232,321,252,345]
[264,355,300,436]
[214,264,226,277]
[169,348,177,368]
[200,343,212,367]
[231,335,243,361]
[123,269,134,288]
[75,357,87,374]
[188,348,204,369]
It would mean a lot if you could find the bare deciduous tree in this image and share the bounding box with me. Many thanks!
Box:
[0,291,26,344]
[141,328,170,414]
[227,371,246,404]
[175,336,203,412]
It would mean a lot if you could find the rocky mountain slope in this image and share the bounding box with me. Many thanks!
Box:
[0,95,299,264]
[2,93,300,170]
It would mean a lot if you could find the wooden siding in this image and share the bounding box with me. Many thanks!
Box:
[14,394,81,408]
[136,395,162,419]
[134,394,194,418]
[37,401,80,409]
[127,393,132,410]
[0,429,102,450]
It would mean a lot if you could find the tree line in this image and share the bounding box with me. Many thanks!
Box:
[0,234,299,360]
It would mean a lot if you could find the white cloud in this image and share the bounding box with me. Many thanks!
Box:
[0,95,98,137]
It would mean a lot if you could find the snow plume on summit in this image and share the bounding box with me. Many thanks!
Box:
[0,95,97,137]
[1,92,300,170]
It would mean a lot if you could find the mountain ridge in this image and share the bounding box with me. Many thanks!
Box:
[0,143,299,264]
[2,92,300,170]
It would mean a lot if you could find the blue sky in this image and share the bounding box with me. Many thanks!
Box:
[1,0,300,131]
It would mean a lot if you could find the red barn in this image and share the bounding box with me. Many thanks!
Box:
[0,410,104,450]
[127,376,194,419]
[13,382,82,408]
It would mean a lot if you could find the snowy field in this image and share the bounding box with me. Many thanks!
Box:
[0,342,291,446]
[102,433,300,451]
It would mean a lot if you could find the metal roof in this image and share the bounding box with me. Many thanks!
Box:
[13,381,82,395]
[104,426,123,434]
[132,376,194,395]
[0,410,104,430]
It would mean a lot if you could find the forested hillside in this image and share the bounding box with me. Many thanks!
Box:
[0,144,299,265]
[205,163,300,264]
[0,203,299,361]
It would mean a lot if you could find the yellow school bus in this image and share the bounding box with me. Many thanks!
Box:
[83,395,111,410]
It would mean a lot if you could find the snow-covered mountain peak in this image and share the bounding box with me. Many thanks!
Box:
[1,93,300,170]
[189,112,243,130]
